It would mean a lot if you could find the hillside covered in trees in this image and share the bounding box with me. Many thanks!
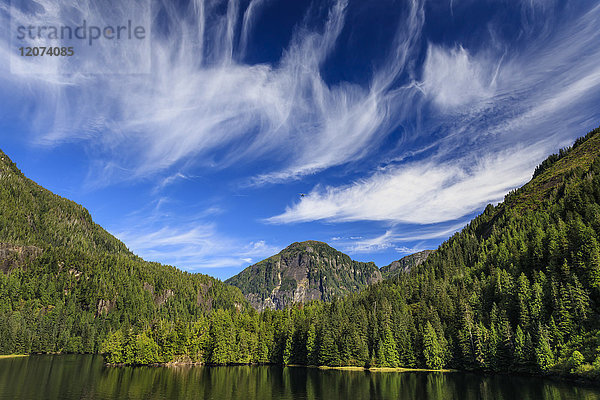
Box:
[0,150,248,355]
[4,126,600,381]
[101,126,600,380]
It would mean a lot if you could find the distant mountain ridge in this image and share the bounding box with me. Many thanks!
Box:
[225,240,435,310]
[381,250,434,279]
[225,240,383,310]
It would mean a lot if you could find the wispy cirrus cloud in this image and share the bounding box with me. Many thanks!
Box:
[422,44,496,110]
[267,145,548,225]
[2,0,600,273]
[0,0,426,186]
[114,221,278,270]
[342,230,397,254]
[267,2,600,226]
[330,221,465,256]
[153,172,197,193]
[108,195,277,271]
[6,0,595,196]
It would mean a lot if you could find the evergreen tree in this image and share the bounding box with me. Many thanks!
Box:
[318,328,339,366]
[568,350,584,373]
[101,330,124,364]
[207,310,235,364]
[306,324,317,365]
[535,328,554,371]
[514,325,525,366]
[134,333,159,365]
[282,327,293,365]
[377,326,399,367]
[423,322,444,370]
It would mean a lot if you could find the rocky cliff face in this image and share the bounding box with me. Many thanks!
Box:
[380,250,434,279]
[226,241,382,311]
[0,243,42,273]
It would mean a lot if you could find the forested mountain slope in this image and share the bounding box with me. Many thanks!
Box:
[293,125,600,375]
[103,126,600,380]
[225,241,382,310]
[0,150,248,355]
[0,149,129,255]
[381,250,434,279]
[5,124,600,380]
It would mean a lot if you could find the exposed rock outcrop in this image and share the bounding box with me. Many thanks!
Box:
[0,243,42,273]
[226,241,382,311]
[380,250,434,279]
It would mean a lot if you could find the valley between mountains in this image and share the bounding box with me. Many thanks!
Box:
[1,126,600,381]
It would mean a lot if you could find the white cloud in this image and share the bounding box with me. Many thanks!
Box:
[111,199,278,271]
[154,172,193,192]
[391,220,470,241]
[422,44,494,109]
[327,219,468,257]
[239,0,271,58]
[335,225,460,256]
[344,230,396,253]
[114,222,278,270]
[267,144,548,225]
[394,245,425,255]
[0,0,426,186]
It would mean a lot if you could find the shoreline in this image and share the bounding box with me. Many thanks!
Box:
[106,360,598,384]
[316,366,456,373]
[43,355,597,385]
[0,354,29,359]
[286,365,455,373]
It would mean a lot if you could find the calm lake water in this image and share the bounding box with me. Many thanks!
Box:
[0,355,599,400]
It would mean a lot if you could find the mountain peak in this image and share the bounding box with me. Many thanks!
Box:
[283,240,331,251]
[226,241,381,310]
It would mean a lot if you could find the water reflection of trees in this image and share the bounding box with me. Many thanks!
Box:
[2,356,599,400]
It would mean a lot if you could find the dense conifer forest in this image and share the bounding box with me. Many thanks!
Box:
[0,150,248,354]
[2,127,600,381]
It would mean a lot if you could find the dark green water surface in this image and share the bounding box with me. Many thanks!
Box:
[1,355,599,400]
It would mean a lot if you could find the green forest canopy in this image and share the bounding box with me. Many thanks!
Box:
[2,127,600,381]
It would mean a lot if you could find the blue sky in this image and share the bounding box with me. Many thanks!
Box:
[1,0,600,280]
